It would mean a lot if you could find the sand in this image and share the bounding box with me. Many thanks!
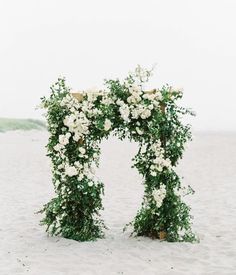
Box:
[0,130,235,275]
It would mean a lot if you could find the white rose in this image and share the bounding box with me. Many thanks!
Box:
[127,94,141,104]
[140,109,151,119]
[116,99,124,106]
[104,119,112,131]
[148,104,154,110]
[73,133,81,141]
[65,165,78,177]
[79,147,86,155]
[54,144,64,151]
[59,135,69,145]
[150,171,157,177]
[131,108,139,119]
[66,132,71,138]
[63,114,77,128]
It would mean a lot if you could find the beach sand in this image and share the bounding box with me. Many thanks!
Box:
[0,130,235,275]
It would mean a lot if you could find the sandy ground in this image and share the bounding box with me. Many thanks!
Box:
[0,130,236,275]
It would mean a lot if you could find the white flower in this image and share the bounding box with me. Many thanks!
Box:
[88,181,94,187]
[59,134,69,145]
[143,90,162,102]
[58,163,64,169]
[129,84,142,94]
[79,147,86,155]
[148,140,172,174]
[131,108,139,119]
[150,171,157,177]
[136,127,143,135]
[85,88,101,102]
[65,165,78,177]
[140,109,151,119]
[55,180,60,187]
[148,104,154,110]
[78,173,84,181]
[156,91,163,100]
[74,161,80,167]
[127,93,141,104]
[65,132,71,138]
[54,143,64,151]
[143,93,156,101]
[101,96,113,105]
[63,114,77,129]
[73,133,80,142]
[64,113,90,137]
[116,99,124,106]
[76,121,89,135]
[104,119,112,131]
[152,184,166,208]
[119,104,130,122]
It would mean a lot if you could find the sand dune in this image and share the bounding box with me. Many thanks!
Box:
[0,130,235,275]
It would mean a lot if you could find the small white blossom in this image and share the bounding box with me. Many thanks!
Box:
[140,109,151,119]
[150,171,157,177]
[104,119,112,131]
[127,93,142,104]
[116,99,124,106]
[65,165,78,177]
[78,173,84,181]
[79,147,86,155]
[88,181,94,187]
[54,143,64,151]
[136,127,143,135]
[85,88,101,102]
[59,134,69,146]
[101,96,113,105]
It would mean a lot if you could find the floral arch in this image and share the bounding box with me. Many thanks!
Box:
[39,66,196,242]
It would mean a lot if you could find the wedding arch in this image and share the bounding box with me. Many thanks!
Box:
[39,66,196,242]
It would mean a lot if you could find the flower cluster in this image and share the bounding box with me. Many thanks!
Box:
[149,141,172,177]
[116,82,163,123]
[63,113,90,141]
[152,184,166,208]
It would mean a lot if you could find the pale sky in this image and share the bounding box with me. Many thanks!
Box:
[0,0,235,131]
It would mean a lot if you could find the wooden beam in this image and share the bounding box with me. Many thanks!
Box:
[71,92,84,102]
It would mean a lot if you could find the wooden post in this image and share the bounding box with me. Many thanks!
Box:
[159,230,167,240]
